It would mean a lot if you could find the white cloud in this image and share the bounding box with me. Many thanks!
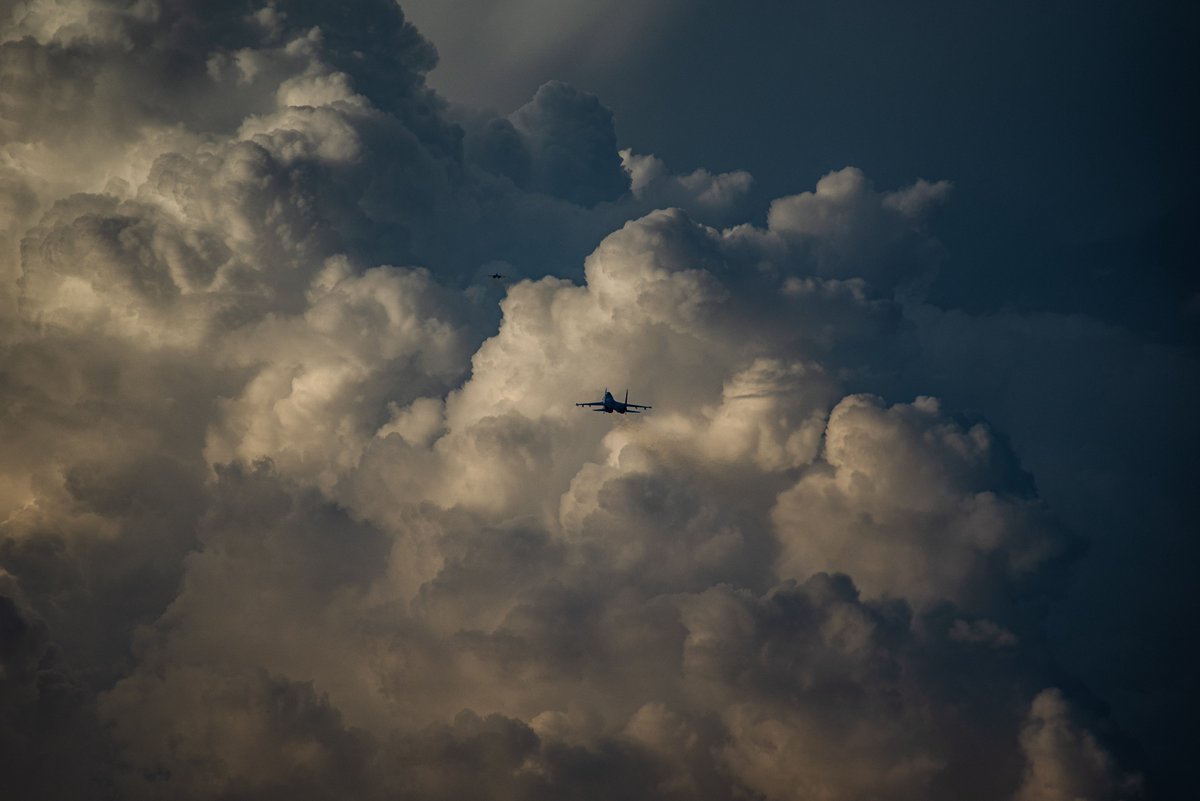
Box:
[0,2,1151,799]
[1,0,157,47]
[206,259,473,491]
[773,394,1067,614]
[622,149,754,225]
[765,166,952,291]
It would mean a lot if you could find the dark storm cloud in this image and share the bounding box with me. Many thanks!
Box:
[506,80,629,206]
[0,0,1170,798]
[0,587,118,798]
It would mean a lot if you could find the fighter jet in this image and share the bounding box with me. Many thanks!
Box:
[576,389,652,414]
[490,273,505,280]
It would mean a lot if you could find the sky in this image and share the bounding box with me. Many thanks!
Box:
[0,1,1195,799]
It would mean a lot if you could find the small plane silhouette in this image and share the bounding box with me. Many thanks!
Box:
[576,389,652,414]
[490,273,505,280]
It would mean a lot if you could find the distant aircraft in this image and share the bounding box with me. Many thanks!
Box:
[576,389,652,414]
[490,273,505,280]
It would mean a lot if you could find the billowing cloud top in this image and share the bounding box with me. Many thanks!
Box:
[0,2,1163,799]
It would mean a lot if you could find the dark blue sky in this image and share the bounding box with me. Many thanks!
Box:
[416,0,1198,346]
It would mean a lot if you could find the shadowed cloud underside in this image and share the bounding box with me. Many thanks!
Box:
[2,1,1191,799]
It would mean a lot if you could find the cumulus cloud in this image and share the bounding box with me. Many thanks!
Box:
[772,393,1069,615]
[1015,689,1142,801]
[622,148,754,227]
[205,259,475,490]
[762,166,952,292]
[504,80,629,206]
[0,1,1152,799]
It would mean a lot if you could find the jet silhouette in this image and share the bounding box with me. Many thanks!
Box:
[576,389,652,414]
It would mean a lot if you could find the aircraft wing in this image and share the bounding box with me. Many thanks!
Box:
[625,403,652,409]
[576,401,604,407]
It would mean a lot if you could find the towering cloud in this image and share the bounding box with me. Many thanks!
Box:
[0,1,1155,799]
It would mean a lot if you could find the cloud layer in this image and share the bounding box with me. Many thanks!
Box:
[0,1,1164,798]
